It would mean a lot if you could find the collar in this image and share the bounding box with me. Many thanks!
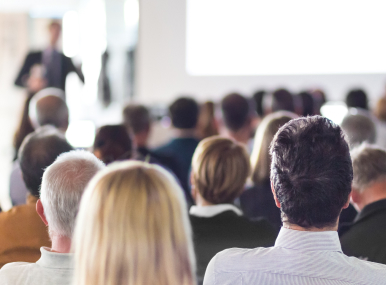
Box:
[36,247,74,269]
[355,198,386,223]
[275,227,342,253]
[189,204,243,217]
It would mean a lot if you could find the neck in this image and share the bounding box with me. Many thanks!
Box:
[282,221,338,232]
[50,234,72,253]
[225,127,250,145]
[193,190,214,206]
[174,128,197,138]
[355,181,386,211]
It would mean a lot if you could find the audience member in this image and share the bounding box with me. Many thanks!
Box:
[309,88,327,115]
[72,161,196,285]
[197,101,218,139]
[297,91,315,116]
[190,136,276,283]
[0,126,73,267]
[340,145,386,264]
[92,124,134,164]
[252,90,266,118]
[220,93,254,147]
[271,88,295,113]
[341,108,376,149]
[240,111,297,229]
[374,96,386,149]
[346,88,368,110]
[153,97,200,203]
[0,150,104,284]
[203,116,386,285]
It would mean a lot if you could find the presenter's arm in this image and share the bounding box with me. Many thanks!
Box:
[66,57,85,83]
[14,53,34,87]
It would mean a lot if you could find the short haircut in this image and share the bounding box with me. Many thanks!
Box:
[123,105,151,134]
[351,144,386,193]
[375,97,386,122]
[192,136,250,204]
[40,150,105,238]
[169,97,199,129]
[298,91,315,116]
[252,90,266,117]
[341,109,376,148]
[272,89,295,113]
[221,93,250,132]
[19,126,74,197]
[270,116,353,228]
[346,89,368,110]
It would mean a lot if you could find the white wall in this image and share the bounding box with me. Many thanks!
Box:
[136,0,386,105]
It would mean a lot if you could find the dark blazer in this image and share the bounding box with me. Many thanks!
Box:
[15,51,84,91]
[340,199,386,264]
[190,210,277,283]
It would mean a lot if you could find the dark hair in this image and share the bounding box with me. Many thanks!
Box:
[169,97,199,129]
[346,89,368,110]
[252,90,266,117]
[221,93,250,132]
[19,126,73,198]
[272,89,295,112]
[298,91,315,116]
[123,105,151,134]
[93,125,133,164]
[270,116,353,228]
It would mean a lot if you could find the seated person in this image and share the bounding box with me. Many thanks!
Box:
[190,136,277,283]
[72,161,196,285]
[0,150,104,284]
[340,145,386,264]
[0,126,73,267]
[153,97,200,203]
[346,88,368,110]
[204,116,386,285]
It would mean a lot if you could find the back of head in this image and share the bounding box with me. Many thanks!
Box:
[19,126,74,197]
[272,88,295,113]
[40,150,105,238]
[250,111,298,185]
[122,104,151,134]
[346,89,368,110]
[298,91,315,116]
[253,90,266,117]
[197,101,218,139]
[73,161,195,285]
[169,97,199,129]
[221,93,250,132]
[341,108,376,148]
[270,116,353,228]
[29,88,69,130]
[192,136,250,204]
[93,124,133,164]
[351,144,386,193]
[375,97,386,122]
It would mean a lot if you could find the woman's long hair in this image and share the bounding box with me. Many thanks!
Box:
[72,161,196,285]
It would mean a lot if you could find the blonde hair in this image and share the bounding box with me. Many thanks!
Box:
[192,136,250,204]
[250,111,297,185]
[375,96,386,122]
[72,161,196,285]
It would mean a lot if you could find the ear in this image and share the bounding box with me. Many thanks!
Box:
[350,187,361,206]
[271,181,281,208]
[36,199,48,226]
[190,173,197,201]
[343,191,351,209]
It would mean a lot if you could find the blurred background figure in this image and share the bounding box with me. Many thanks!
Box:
[310,89,327,115]
[196,101,218,139]
[15,21,84,92]
[190,136,276,283]
[73,161,196,285]
[252,90,267,119]
[346,89,368,110]
[297,91,315,117]
[374,96,386,149]
[240,111,297,230]
[271,88,295,113]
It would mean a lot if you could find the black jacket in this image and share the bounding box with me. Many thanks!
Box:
[340,199,386,264]
[15,51,84,91]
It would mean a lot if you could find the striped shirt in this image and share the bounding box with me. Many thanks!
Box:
[203,227,386,285]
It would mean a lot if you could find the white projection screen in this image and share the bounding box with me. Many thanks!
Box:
[136,0,386,104]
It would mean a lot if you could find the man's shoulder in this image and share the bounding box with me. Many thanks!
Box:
[0,262,38,284]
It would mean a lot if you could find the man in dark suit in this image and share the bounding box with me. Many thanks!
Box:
[15,21,84,91]
[340,144,386,264]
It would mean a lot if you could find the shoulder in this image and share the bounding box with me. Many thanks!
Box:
[0,262,36,283]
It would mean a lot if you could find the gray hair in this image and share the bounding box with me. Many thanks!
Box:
[351,144,386,192]
[341,108,376,149]
[40,150,105,238]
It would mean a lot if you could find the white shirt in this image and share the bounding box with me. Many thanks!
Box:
[189,204,243,217]
[0,247,73,285]
[203,227,386,285]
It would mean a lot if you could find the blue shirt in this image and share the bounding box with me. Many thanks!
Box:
[204,227,386,285]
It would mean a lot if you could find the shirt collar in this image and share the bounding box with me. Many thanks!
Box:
[275,227,342,253]
[36,247,74,269]
[189,204,243,217]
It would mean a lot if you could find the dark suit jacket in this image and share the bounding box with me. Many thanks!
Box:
[15,51,84,91]
[340,199,386,264]
[190,210,277,283]
[153,137,199,204]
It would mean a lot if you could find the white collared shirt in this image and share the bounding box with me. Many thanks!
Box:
[203,227,386,285]
[189,204,243,218]
[0,247,73,285]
